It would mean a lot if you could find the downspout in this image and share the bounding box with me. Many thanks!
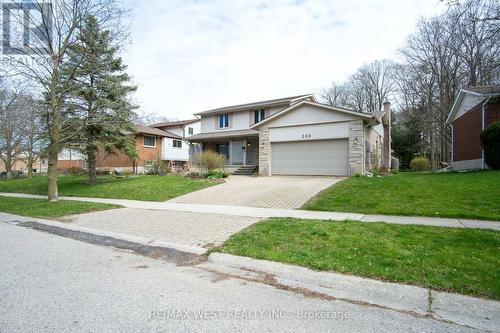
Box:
[449,123,454,168]
[363,122,372,176]
[481,96,491,169]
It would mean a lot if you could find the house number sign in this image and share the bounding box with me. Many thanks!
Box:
[301,133,312,139]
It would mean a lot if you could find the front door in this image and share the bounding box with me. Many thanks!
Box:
[230,140,245,165]
[216,143,229,162]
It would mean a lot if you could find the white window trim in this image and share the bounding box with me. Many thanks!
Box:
[217,113,231,129]
[172,139,183,149]
[143,135,157,148]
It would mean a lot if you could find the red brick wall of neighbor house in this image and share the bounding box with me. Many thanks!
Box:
[485,100,500,127]
[57,159,86,169]
[95,134,162,169]
[452,104,482,161]
[452,100,500,162]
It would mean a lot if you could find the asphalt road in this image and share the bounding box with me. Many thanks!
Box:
[0,222,479,332]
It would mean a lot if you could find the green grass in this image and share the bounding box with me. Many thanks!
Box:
[303,170,500,221]
[216,217,500,299]
[0,196,119,218]
[0,175,214,201]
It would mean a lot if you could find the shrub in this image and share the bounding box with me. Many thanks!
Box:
[204,168,228,179]
[186,171,204,179]
[410,156,431,171]
[480,121,500,170]
[194,151,225,170]
[148,159,171,176]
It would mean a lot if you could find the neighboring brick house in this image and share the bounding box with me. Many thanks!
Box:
[56,125,182,174]
[446,85,500,170]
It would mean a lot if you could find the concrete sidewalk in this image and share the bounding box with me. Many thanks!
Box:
[1,192,499,230]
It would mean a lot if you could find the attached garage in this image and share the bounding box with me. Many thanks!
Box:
[252,100,378,177]
[271,139,349,176]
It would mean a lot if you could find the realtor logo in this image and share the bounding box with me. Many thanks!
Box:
[2,2,52,55]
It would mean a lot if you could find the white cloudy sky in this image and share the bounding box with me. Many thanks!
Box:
[121,0,444,120]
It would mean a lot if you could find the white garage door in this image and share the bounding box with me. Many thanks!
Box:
[271,139,348,176]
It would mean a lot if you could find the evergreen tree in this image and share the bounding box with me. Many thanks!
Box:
[62,15,137,185]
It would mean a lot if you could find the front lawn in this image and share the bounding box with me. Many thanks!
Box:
[0,196,119,218]
[303,171,500,221]
[0,175,214,201]
[216,218,500,299]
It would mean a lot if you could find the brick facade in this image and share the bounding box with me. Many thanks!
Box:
[97,134,162,172]
[56,134,164,173]
[452,100,500,162]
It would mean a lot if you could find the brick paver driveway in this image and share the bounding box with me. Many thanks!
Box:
[169,175,342,209]
[62,208,260,248]
[54,176,341,249]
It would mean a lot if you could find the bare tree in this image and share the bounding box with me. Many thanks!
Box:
[1,0,126,200]
[322,60,397,113]
[21,95,45,178]
[0,84,24,178]
[320,82,350,108]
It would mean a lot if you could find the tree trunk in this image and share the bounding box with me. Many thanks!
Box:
[47,58,61,201]
[47,141,59,201]
[27,159,33,178]
[5,157,12,179]
[87,147,97,185]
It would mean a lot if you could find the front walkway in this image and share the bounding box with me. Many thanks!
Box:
[168,175,341,209]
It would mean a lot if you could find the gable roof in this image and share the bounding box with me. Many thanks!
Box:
[135,125,181,139]
[150,119,199,128]
[251,100,373,129]
[446,85,500,124]
[194,94,317,116]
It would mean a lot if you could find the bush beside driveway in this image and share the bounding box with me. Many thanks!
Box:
[0,175,215,201]
[303,171,500,221]
[215,217,500,300]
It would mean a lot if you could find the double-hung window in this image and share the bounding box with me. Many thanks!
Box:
[173,139,182,148]
[219,113,229,128]
[143,135,156,147]
[254,109,266,124]
[188,127,194,135]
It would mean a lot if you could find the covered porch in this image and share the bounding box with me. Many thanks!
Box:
[188,129,259,172]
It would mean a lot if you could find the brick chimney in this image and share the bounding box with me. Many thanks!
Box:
[382,101,391,169]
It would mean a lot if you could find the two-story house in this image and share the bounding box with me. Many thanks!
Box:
[188,94,389,176]
[151,119,201,166]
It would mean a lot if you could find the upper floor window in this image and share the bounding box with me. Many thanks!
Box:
[173,139,182,148]
[188,127,194,135]
[144,135,156,147]
[254,109,266,123]
[219,113,229,128]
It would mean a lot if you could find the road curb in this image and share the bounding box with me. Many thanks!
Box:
[205,253,500,331]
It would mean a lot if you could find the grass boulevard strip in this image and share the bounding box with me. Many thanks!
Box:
[215,217,500,300]
[0,175,215,202]
[0,196,120,218]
